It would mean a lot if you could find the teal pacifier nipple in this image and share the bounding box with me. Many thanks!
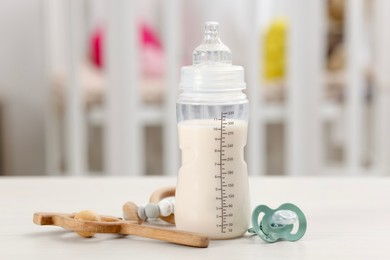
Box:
[248,203,307,243]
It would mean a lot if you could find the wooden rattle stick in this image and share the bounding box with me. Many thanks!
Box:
[33,212,209,248]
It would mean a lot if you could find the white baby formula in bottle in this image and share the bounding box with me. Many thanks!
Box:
[175,22,250,239]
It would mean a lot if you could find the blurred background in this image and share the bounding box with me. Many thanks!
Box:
[0,0,389,176]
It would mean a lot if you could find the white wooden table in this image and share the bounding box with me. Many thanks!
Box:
[0,177,389,259]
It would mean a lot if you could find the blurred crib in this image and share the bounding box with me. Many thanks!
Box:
[43,0,390,176]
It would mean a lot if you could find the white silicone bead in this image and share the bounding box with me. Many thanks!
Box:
[158,200,173,217]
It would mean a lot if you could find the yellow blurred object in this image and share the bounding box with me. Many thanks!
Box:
[263,18,287,81]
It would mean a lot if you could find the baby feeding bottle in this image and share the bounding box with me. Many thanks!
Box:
[175,22,250,239]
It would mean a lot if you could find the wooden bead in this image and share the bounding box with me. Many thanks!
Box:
[122,202,143,224]
[74,210,101,238]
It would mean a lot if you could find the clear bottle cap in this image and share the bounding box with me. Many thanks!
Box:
[193,22,232,65]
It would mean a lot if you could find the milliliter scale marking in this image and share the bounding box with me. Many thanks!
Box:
[214,111,235,234]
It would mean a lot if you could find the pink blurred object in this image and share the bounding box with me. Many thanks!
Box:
[141,22,161,48]
[140,23,165,77]
[90,26,104,68]
[89,23,165,77]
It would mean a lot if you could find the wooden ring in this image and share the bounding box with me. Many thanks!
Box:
[149,186,176,224]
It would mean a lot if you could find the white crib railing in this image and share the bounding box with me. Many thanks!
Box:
[345,0,365,175]
[247,0,264,176]
[286,0,325,175]
[65,0,87,175]
[44,0,390,176]
[105,0,143,176]
[374,0,390,176]
[161,0,181,176]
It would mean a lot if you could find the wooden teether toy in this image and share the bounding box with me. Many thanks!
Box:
[123,186,176,225]
[33,211,209,248]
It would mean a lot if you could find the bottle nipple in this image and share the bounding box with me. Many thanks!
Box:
[193,22,232,65]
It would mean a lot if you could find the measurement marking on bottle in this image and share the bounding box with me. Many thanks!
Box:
[219,112,224,233]
[214,111,236,233]
[213,111,235,233]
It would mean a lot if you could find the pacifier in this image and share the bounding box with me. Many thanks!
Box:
[248,203,307,243]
